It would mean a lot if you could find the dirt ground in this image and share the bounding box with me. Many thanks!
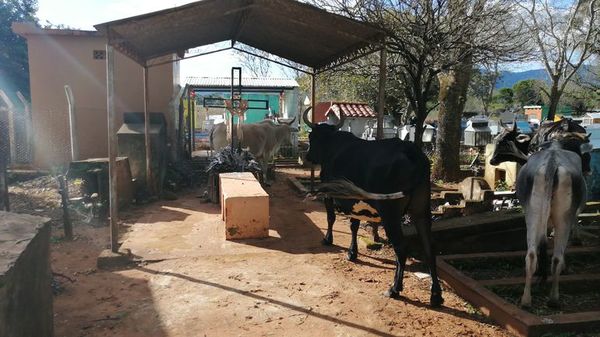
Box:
[10,169,512,337]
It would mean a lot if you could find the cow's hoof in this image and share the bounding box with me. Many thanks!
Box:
[520,300,531,309]
[384,288,401,299]
[547,298,561,308]
[430,293,444,308]
[347,250,357,261]
[322,237,333,246]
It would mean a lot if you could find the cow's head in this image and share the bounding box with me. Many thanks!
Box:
[303,107,344,164]
[489,119,530,166]
[273,117,297,145]
[552,132,593,175]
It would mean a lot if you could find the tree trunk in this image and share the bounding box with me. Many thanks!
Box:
[432,55,473,182]
[546,81,560,121]
[414,116,424,148]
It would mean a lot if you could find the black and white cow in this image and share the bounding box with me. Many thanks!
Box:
[490,117,591,175]
[515,133,590,307]
[303,108,443,307]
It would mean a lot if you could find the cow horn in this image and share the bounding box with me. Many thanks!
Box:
[512,117,518,132]
[302,107,315,129]
[280,116,296,126]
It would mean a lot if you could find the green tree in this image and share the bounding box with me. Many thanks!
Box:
[518,0,600,120]
[469,63,501,114]
[494,88,514,107]
[561,81,600,115]
[0,0,38,99]
[513,79,544,107]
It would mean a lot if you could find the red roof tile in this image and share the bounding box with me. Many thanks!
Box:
[326,102,376,119]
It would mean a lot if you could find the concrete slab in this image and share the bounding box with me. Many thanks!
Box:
[0,211,53,337]
[220,172,269,240]
[97,248,133,270]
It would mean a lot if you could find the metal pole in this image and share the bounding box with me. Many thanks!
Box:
[64,85,79,161]
[143,66,153,194]
[376,45,387,140]
[178,96,184,157]
[187,88,192,158]
[0,150,8,212]
[57,175,73,240]
[310,72,316,192]
[106,44,119,253]
[191,92,196,152]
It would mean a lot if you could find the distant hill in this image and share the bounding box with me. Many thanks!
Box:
[495,69,549,89]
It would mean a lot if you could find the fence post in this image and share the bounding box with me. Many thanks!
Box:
[57,175,73,240]
[0,152,8,212]
[0,90,16,165]
[64,85,79,161]
[15,91,32,164]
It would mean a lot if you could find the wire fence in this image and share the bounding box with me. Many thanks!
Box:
[0,90,33,167]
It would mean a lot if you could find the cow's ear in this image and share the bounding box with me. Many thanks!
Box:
[581,142,593,154]
[516,134,530,143]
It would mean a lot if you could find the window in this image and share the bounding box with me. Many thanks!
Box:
[93,50,106,60]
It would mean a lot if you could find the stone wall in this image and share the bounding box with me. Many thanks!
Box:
[0,212,53,337]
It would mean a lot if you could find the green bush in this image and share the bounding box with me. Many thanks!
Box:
[495,180,509,191]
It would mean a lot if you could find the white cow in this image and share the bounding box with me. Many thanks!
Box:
[515,133,590,308]
[209,118,296,182]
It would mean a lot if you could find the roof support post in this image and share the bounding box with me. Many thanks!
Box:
[106,44,119,253]
[376,45,386,140]
[191,94,196,152]
[143,66,153,195]
[310,71,316,192]
[187,88,193,159]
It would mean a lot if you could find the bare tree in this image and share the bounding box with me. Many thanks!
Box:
[431,0,528,181]
[236,45,273,77]
[316,1,527,169]
[469,61,501,115]
[234,43,307,78]
[518,0,600,121]
[313,0,454,146]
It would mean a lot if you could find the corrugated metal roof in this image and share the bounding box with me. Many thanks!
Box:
[94,0,384,70]
[12,22,102,37]
[325,102,376,119]
[585,112,600,119]
[186,76,298,88]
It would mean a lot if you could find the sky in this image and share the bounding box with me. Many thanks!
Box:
[36,0,289,80]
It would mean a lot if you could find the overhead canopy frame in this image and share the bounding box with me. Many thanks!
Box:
[94,0,385,73]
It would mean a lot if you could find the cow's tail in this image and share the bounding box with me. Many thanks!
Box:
[536,156,558,284]
[310,179,404,200]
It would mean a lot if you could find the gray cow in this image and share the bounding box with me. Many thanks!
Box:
[210,118,296,182]
[515,133,591,307]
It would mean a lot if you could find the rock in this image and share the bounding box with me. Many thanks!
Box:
[459,177,491,201]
